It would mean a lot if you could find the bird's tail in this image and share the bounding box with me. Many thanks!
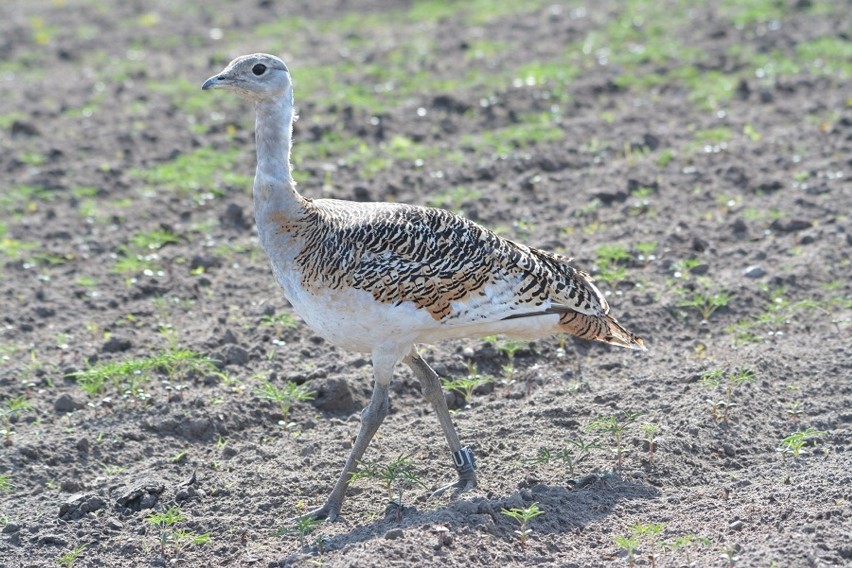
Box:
[558,311,646,351]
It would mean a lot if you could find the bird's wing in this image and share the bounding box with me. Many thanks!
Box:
[292,201,608,324]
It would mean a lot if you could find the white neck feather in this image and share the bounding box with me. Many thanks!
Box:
[252,87,304,218]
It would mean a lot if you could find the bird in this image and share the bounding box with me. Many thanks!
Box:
[202,53,646,521]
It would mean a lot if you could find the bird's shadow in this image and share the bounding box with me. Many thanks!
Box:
[282,473,658,562]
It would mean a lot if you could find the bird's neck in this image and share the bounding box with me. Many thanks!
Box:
[253,90,305,219]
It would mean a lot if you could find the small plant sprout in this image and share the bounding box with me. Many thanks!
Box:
[71,349,218,399]
[56,544,87,568]
[702,368,756,423]
[257,380,315,422]
[501,502,544,549]
[595,244,631,289]
[441,362,492,407]
[0,473,12,492]
[614,534,639,567]
[148,506,185,558]
[631,523,665,568]
[665,534,712,566]
[706,398,736,423]
[700,369,725,388]
[496,339,527,380]
[169,450,188,464]
[351,454,425,517]
[778,427,827,459]
[640,423,660,463]
[585,412,643,467]
[147,506,210,558]
[676,287,733,321]
[1,395,33,444]
[528,434,602,477]
[278,514,323,549]
[785,399,805,422]
[727,368,755,396]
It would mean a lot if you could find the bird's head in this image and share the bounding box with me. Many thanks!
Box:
[201,53,292,103]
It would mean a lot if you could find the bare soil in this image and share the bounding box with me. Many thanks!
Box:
[1,1,850,567]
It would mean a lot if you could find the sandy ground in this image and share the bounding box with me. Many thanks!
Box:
[1,0,850,566]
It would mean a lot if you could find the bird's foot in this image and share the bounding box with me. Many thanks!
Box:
[290,501,343,524]
[431,446,477,498]
[430,474,477,499]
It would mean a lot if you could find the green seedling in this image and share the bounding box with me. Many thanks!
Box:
[277,515,323,549]
[148,506,184,558]
[728,368,756,392]
[785,400,804,423]
[700,369,725,387]
[527,447,583,477]
[169,450,188,464]
[147,506,209,558]
[595,244,631,289]
[102,463,124,476]
[585,412,643,467]
[426,186,481,211]
[171,529,211,553]
[0,473,11,492]
[56,544,87,568]
[352,453,425,516]
[640,423,660,463]
[1,395,33,444]
[256,380,315,421]
[707,398,736,423]
[665,534,712,566]
[677,288,733,321]
[260,311,299,331]
[495,339,527,381]
[527,435,601,477]
[702,368,755,423]
[614,534,639,567]
[71,349,218,398]
[441,362,492,406]
[634,242,657,263]
[631,523,665,568]
[501,502,544,549]
[778,427,826,459]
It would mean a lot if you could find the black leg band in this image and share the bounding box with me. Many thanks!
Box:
[452,447,476,474]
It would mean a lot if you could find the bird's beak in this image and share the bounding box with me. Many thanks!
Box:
[201,73,232,90]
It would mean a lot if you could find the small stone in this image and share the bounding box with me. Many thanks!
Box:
[60,480,83,493]
[34,306,56,318]
[384,528,404,540]
[221,329,238,345]
[54,393,84,413]
[39,534,68,546]
[76,438,90,453]
[220,202,250,230]
[107,518,123,531]
[770,218,812,233]
[102,336,132,353]
[190,255,222,271]
[730,519,745,531]
[2,522,20,534]
[731,219,748,234]
[743,265,766,278]
[220,345,249,367]
[311,378,356,414]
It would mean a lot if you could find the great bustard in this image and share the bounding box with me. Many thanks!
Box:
[202,53,645,521]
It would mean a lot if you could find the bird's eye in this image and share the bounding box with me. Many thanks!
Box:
[252,63,267,76]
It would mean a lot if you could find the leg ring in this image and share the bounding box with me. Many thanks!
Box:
[452,447,476,475]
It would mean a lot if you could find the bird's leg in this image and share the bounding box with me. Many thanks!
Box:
[297,352,394,522]
[404,348,477,498]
